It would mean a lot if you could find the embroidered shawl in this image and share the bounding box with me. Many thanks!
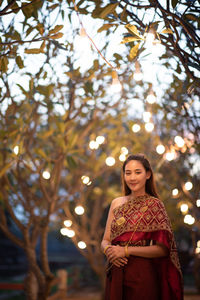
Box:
[110,195,182,276]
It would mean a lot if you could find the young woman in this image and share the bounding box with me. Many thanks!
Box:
[101,154,183,300]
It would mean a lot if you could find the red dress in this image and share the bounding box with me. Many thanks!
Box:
[105,195,183,300]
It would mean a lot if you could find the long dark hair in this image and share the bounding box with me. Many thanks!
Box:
[122,154,159,198]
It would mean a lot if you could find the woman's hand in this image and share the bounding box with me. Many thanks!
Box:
[106,245,128,267]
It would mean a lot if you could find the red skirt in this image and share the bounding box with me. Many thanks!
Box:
[105,256,160,300]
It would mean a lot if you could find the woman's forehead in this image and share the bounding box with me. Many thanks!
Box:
[125,160,144,170]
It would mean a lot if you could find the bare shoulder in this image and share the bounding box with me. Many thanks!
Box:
[111,196,128,210]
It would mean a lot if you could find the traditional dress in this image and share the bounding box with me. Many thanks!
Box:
[105,195,183,300]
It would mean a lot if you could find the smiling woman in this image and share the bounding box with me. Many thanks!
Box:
[101,154,183,300]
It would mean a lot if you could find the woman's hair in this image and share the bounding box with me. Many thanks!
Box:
[122,153,159,198]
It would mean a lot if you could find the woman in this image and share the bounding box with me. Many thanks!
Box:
[101,154,183,300]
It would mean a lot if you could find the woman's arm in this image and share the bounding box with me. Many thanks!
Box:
[101,199,128,267]
[107,242,168,264]
[127,242,169,258]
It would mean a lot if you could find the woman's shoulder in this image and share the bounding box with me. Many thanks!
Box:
[111,195,128,209]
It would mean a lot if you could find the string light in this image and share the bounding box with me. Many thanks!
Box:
[132,124,141,133]
[165,152,176,161]
[133,61,143,82]
[184,181,193,191]
[156,144,165,155]
[89,140,99,150]
[78,241,87,249]
[184,214,195,225]
[96,136,105,144]
[81,175,90,184]
[143,112,151,123]
[105,156,115,166]
[64,220,72,227]
[121,147,128,155]
[75,205,85,215]
[196,199,200,207]
[109,71,122,93]
[119,154,126,162]
[172,188,179,196]
[174,136,185,148]
[145,122,154,132]
[180,204,188,214]
[13,145,19,155]
[146,87,156,104]
[60,228,75,237]
[42,170,50,179]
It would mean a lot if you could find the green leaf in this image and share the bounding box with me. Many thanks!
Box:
[49,25,64,35]
[171,0,179,9]
[129,43,140,60]
[99,3,119,19]
[97,23,117,33]
[16,56,24,69]
[66,156,77,169]
[121,36,143,44]
[161,28,173,34]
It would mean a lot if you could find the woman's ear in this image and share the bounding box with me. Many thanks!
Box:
[146,171,151,179]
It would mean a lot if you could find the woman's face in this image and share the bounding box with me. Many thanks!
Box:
[124,160,151,196]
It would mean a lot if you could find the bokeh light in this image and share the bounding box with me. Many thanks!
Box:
[78,241,87,249]
[174,136,185,148]
[89,140,99,150]
[132,124,141,132]
[64,220,72,227]
[96,136,105,144]
[172,188,179,196]
[75,205,85,215]
[156,144,165,155]
[13,145,19,155]
[145,122,154,132]
[184,181,193,191]
[42,170,51,179]
[105,156,115,166]
[119,154,126,162]
[180,204,188,213]
[184,214,195,225]
[81,175,90,185]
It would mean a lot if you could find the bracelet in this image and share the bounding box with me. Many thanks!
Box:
[104,245,111,255]
[124,245,129,257]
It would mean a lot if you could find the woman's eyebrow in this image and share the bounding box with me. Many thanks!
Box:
[125,168,142,171]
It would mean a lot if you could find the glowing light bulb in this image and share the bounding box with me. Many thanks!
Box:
[132,124,141,133]
[156,145,165,155]
[42,170,50,179]
[13,145,19,155]
[165,152,176,161]
[180,204,188,213]
[174,136,185,148]
[78,241,87,249]
[119,154,126,162]
[143,112,151,123]
[197,240,200,248]
[184,181,193,191]
[81,175,90,185]
[121,147,128,155]
[146,94,156,104]
[75,205,85,215]
[105,156,115,166]
[60,228,69,236]
[109,78,122,93]
[96,136,105,144]
[66,229,75,238]
[196,199,200,207]
[172,188,179,196]
[64,220,72,227]
[109,71,122,94]
[184,214,195,225]
[89,140,99,150]
[195,248,200,254]
[145,122,154,132]
[134,71,143,82]
[145,32,155,45]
